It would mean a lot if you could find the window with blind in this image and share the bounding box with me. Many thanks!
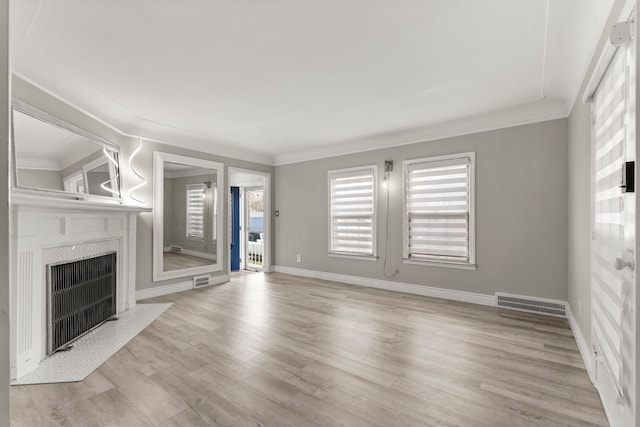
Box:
[186,183,205,239]
[590,45,628,401]
[328,166,377,258]
[403,153,475,267]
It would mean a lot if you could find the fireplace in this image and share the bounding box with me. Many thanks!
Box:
[48,252,118,354]
[9,193,148,380]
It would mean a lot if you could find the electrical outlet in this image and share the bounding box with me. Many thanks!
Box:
[296,254,302,263]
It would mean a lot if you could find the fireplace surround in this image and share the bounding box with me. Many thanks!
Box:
[9,193,149,380]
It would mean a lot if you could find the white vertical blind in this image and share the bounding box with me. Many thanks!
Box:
[406,157,471,262]
[186,183,205,239]
[592,47,626,397]
[329,166,376,256]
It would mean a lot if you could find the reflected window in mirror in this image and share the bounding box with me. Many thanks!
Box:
[154,152,224,281]
[11,100,122,201]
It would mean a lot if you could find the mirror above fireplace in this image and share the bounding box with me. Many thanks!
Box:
[11,99,122,201]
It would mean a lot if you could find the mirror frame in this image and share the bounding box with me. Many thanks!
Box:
[153,151,225,281]
[10,98,123,202]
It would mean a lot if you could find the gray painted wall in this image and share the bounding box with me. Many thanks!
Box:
[275,119,569,300]
[0,0,9,424]
[166,173,217,256]
[16,169,63,191]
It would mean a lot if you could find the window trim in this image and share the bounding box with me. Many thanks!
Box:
[327,164,378,260]
[186,183,206,240]
[402,152,476,269]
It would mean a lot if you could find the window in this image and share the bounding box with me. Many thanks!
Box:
[328,165,377,258]
[186,183,205,239]
[404,153,475,268]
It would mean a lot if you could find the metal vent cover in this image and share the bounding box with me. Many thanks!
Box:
[495,293,566,317]
[169,245,183,253]
[193,275,211,288]
[48,252,117,354]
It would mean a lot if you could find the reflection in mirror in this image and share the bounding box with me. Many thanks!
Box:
[163,162,218,272]
[153,152,224,281]
[11,101,121,199]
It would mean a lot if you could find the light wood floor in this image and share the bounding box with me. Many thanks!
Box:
[163,252,213,272]
[11,272,608,427]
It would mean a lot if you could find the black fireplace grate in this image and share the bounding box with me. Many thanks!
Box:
[48,252,117,354]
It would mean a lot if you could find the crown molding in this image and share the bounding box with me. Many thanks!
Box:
[273,98,568,166]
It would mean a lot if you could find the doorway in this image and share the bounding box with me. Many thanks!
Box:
[228,168,271,273]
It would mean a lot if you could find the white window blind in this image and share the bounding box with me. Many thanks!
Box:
[405,154,474,264]
[186,183,205,239]
[591,46,627,398]
[328,166,376,257]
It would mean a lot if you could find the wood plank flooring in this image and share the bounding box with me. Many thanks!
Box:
[163,252,213,271]
[11,272,608,426]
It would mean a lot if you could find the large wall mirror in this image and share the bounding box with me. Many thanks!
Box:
[11,99,122,200]
[153,152,224,281]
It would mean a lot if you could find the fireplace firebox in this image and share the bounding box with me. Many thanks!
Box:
[47,252,117,354]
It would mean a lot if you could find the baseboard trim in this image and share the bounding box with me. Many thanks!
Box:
[136,274,229,300]
[274,265,496,307]
[567,306,594,383]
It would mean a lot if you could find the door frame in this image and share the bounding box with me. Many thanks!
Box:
[244,185,265,272]
[228,167,272,273]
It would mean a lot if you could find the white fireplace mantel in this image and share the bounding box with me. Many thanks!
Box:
[9,192,151,380]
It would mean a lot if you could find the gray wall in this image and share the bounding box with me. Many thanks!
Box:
[16,168,63,191]
[163,177,174,247]
[166,173,217,256]
[567,0,627,363]
[275,119,569,300]
[0,0,9,424]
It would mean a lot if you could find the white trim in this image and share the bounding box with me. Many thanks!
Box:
[402,152,475,267]
[403,259,477,270]
[567,306,595,383]
[153,152,224,282]
[328,253,378,262]
[227,167,272,273]
[581,1,636,104]
[12,74,274,166]
[273,265,495,307]
[136,280,193,301]
[273,101,567,166]
[136,274,229,300]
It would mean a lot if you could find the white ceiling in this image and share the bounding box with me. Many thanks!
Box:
[11,0,614,165]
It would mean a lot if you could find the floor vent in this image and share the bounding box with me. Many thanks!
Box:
[193,275,212,289]
[495,293,566,317]
[169,245,183,254]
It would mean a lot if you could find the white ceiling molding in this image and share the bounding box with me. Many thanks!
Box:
[16,155,61,171]
[10,1,616,167]
[274,98,567,166]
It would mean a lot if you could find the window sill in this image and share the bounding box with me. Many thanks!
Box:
[329,253,378,262]
[403,259,477,270]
